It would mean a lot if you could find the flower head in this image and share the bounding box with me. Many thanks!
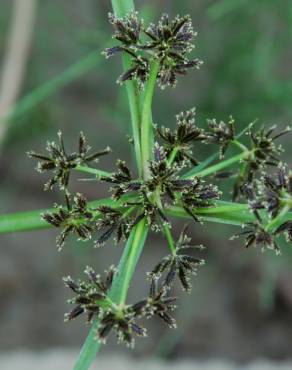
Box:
[274,221,292,243]
[145,14,203,88]
[104,12,202,89]
[157,108,206,165]
[42,193,95,250]
[260,165,292,218]
[63,265,116,324]
[181,178,221,221]
[28,131,110,190]
[246,125,291,181]
[232,222,280,254]
[97,308,146,347]
[149,227,204,292]
[95,206,132,246]
[132,278,177,328]
[101,160,142,200]
[205,116,235,158]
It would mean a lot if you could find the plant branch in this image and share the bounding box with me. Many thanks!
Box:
[75,165,112,179]
[165,204,292,227]
[141,59,160,179]
[2,198,288,235]
[163,223,177,255]
[184,151,250,179]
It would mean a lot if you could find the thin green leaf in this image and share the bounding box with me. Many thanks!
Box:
[3,51,104,125]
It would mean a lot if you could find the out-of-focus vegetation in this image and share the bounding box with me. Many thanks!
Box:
[0,0,292,362]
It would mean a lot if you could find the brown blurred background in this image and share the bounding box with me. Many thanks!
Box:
[0,0,292,366]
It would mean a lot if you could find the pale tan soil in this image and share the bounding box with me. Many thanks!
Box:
[0,350,292,370]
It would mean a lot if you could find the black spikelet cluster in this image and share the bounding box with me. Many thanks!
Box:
[28,131,110,191]
[233,164,292,254]
[64,266,177,347]
[42,193,96,250]
[103,12,203,89]
[205,116,235,158]
[149,227,205,292]
[157,108,206,165]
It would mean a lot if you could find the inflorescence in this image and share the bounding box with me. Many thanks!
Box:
[103,12,203,89]
[28,10,292,348]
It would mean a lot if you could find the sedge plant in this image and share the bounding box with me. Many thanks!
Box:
[1,0,292,369]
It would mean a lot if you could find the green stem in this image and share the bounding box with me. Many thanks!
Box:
[280,197,292,208]
[266,204,290,232]
[165,205,253,226]
[141,60,160,179]
[75,165,112,178]
[113,218,148,305]
[1,200,292,235]
[167,147,179,166]
[163,224,177,255]
[186,151,250,179]
[231,139,249,152]
[111,0,143,177]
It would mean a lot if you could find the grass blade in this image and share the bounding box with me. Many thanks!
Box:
[3,51,104,125]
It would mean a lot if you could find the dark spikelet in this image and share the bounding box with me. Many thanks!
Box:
[157,108,205,165]
[28,131,110,191]
[231,222,281,255]
[149,227,204,291]
[204,116,235,158]
[42,193,96,250]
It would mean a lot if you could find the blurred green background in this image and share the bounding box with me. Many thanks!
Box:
[0,0,292,364]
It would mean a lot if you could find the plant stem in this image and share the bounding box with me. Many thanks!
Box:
[141,59,160,179]
[231,139,249,152]
[266,204,290,232]
[75,165,112,178]
[111,0,143,177]
[165,205,253,226]
[280,197,292,208]
[167,147,179,166]
[113,218,148,305]
[185,151,250,179]
[1,199,291,235]
[163,223,177,255]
